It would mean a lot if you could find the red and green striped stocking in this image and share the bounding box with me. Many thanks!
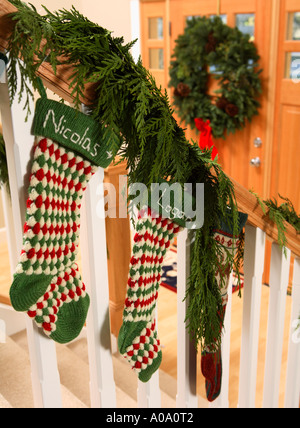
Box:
[118,208,182,382]
[9,96,118,343]
[201,212,247,402]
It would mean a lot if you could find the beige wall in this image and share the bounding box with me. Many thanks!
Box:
[82,0,133,44]
[24,0,133,44]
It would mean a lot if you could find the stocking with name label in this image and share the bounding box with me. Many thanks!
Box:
[9,91,120,344]
[118,181,198,382]
[118,208,183,382]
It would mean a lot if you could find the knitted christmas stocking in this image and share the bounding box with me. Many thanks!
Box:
[201,212,247,402]
[9,94,119,343]
[118,208,182,382]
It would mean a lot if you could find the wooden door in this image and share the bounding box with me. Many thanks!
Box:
[140,0,300,286]
[269,0,300,286]
[141,0,273,197]
[270,0,300,214]
[140,0,170,90]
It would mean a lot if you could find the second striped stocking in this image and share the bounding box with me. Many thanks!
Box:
[118,209,182,382]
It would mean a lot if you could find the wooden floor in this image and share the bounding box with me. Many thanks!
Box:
[0,239,293,408]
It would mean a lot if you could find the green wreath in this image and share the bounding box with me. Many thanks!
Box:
[169,16,263,139]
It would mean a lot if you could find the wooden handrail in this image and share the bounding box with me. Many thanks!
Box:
[0,0,16,48]
[233,177,300,258]
[0,0,299,258]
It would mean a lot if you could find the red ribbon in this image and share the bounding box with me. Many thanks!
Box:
[194,118,218,160]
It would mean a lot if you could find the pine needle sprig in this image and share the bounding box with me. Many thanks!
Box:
[250,190,300,255]
[265,195,300,234]
[185,230,224,350]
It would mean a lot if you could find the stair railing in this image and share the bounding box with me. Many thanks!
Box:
[0,0,299,408]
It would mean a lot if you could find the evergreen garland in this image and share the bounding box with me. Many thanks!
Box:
[265,195,300,235]
[251,190,300,255]
[3,1,245,350]
[169,16,262,139]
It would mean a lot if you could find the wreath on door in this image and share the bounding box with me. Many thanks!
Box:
[169,16,263,139]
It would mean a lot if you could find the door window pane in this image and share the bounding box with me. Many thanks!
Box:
[149,48,164,70]
[186,15,227,25]
[209,64,223,75]
[236,13,255,41]
[149,17,164,40]
[285,52,300,82]
[186,15,200,24]
[210,14,227,24]
[287,12,300,40]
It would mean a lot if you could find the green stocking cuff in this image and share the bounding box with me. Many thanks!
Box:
[33,98,121,168]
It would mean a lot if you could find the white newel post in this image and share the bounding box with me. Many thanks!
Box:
[0,62,62,408]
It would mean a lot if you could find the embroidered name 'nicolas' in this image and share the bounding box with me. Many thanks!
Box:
[43,109,100,157]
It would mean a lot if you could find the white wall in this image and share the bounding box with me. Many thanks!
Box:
[24,0,134,44]
[82,0,133,44]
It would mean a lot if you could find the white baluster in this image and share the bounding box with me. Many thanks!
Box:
[263,243,291,408]
[284,257,300,408]
[137,307,161,408]
[176,229,198,408]
[1,187,17,275]
[25,319,63,408]
[137,371,161,408]
[238,225,266,408]
[80,169,117,408]
[0,64,62,408]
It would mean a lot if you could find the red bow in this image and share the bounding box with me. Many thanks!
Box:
[194,118,218,160]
